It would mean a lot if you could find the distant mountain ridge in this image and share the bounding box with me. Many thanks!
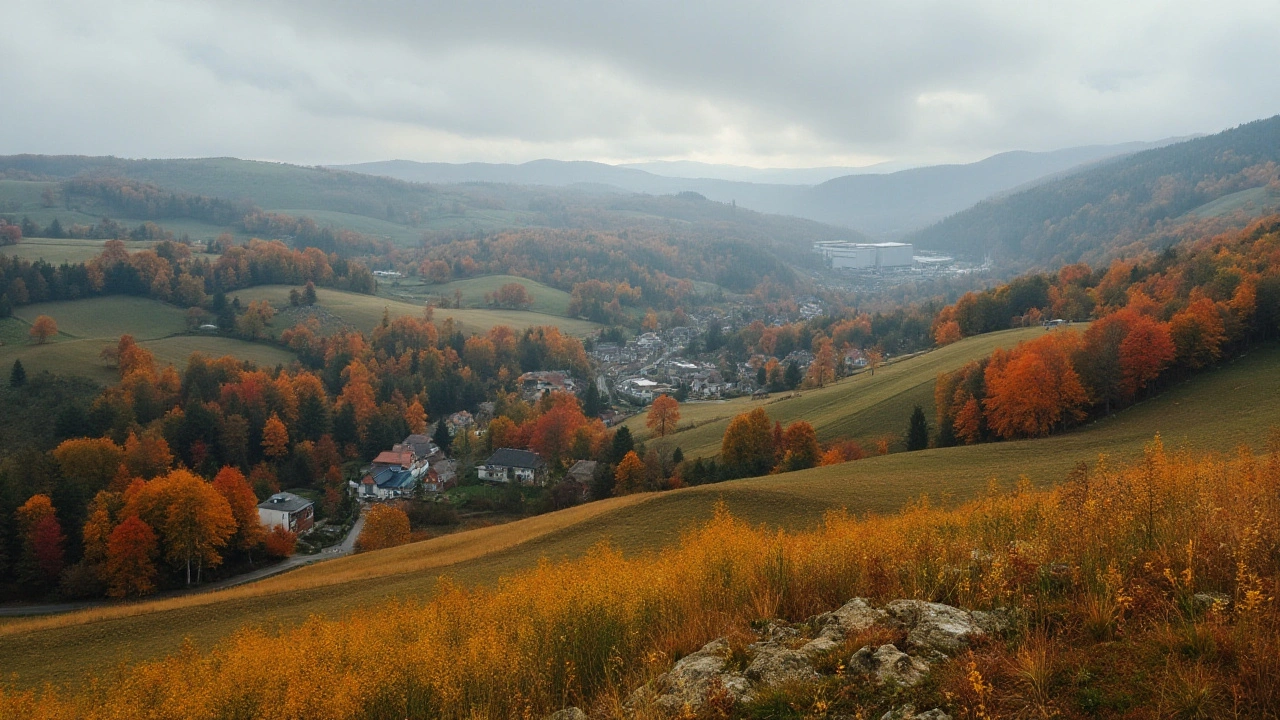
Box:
[905,116,1280,269]
[334,138,1184,237]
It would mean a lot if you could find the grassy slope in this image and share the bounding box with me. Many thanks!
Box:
[1184,185,1280,219]
[4,339,1278,689]
[625,326,1053,457]
[380,274,575,317]
[0,297,295,382]
[231,284,600,337]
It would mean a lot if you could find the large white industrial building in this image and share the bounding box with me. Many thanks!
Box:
[814,241,915,270]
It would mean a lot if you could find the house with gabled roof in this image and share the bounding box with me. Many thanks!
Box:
[257,492,315,532]
[478,448,546,486]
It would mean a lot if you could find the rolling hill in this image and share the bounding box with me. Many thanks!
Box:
[621,325,1055,457]
[228,285,601,337]
[4,332,1278,690]
[336,140,1177,237]
[907,115,1280,268]
[0,296,296,383]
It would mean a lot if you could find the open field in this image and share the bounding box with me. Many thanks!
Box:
[274,208,426,245]
[1,237,162,265]
[624,325,1056,457]
[1185,185,1280,219]
[4,341,1279,689]
[0,297,295,382]
[230,284,601,337]
[380,274,575,316]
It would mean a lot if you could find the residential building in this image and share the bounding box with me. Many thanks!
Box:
[477,448,547,485]
[257,492,315,532]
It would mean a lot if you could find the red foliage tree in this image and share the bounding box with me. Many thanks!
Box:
[104,516,159,598]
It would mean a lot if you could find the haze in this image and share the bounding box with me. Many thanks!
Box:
[2,0,1279,167]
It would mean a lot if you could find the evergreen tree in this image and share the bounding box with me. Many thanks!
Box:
[671,447,684,465]
[45,218,65,239]
[581,380,604,418]
[756,365,767,387]
[610,426,634,464]
[432,419,452,456]
[906,405,930,451]
[784,361,803,390]
[10,359,26,387]
[333,403,359,448]
[704,322,724,352]
[303,281,318,306]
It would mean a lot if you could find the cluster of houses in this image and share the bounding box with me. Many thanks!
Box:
[518,371,579,401]
[350,433,458,500]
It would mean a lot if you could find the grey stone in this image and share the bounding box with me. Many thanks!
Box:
[802,597,890,654]
[881,708,952,720]
[849,644,931,687]
[628,637,753,715]
[744,641,820,687]
[1192,591,1230,610]
[884,600,992,655]
[546,708,587,720]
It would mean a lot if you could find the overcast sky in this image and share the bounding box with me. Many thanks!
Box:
[3,0,1279,168]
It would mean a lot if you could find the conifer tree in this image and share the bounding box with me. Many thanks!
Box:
[10,359,25,387]
[906,406,930,451]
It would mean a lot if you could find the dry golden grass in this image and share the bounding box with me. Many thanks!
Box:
[5,437,1280,718]
[2,343,1278,691]
[0,493,650,639]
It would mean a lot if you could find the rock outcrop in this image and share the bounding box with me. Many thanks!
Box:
[626,597,1000,717]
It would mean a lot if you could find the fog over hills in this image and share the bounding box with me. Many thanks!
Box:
[335,138,1183,237]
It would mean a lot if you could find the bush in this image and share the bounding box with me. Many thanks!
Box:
[263,526,297,558]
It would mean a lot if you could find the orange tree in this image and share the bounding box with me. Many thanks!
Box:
[646,394,680,438]
[28,314,57,344]
[358,504,411,552]
[721,407,775,479]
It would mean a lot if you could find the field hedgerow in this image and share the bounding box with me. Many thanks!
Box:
[3,433,1280,719]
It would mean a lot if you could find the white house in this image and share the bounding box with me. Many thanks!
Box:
[477,448,547,486]
[257,492,315,533]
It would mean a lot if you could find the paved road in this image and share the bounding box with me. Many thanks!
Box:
[0,513,366,618]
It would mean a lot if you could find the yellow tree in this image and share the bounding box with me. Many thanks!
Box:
[53,438,124,493]
[646,394,680,438]
[357,504,411,552]
[125,469,236,585]
[405,398,428,435]
[614,451,647,495]
[262,413,290,460]
[721,407,775,478]
[29,314,57,344]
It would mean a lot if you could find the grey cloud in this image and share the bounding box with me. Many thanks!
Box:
[1,0,1278,166]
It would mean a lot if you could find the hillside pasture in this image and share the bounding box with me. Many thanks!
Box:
[3,341,1278,689]
[0,297,294,382]
[230,284,600,337]
[624,325,1056,457]
[381,274,575,316]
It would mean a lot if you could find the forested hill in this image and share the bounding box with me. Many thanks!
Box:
[907,116,1280,269]
[0,155,868,256]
